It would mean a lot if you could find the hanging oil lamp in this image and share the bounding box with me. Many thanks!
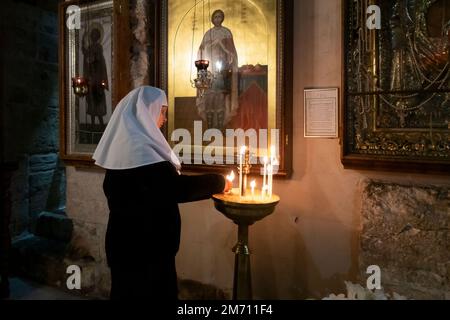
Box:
[188,0,214,97]
[196,59,209,70]
[72,76,89,97]
[192,59,213,97]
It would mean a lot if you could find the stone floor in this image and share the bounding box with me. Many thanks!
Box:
[4,277,229,300]
[7,277,89,300]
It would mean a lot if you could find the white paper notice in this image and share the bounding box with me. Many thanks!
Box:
[304,89,338,138]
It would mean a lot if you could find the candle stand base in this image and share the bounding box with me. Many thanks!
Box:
[212,190,280,300]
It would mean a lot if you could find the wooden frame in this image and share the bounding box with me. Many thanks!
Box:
[155,0,293,177]
[341,0,450,174]
[59,0,130,165]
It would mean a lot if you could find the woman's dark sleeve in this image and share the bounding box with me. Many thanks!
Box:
[172,173,225,204]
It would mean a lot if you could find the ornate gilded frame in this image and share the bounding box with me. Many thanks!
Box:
[342,0,450,173]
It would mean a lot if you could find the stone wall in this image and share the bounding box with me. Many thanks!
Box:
[1,0,65,237]
[129,0,151,88]
[3,0,159,298]
[359,180,450,300]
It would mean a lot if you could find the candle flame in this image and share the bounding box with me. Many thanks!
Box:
[227,171,235,182]
[240,146,247,155]
[250,180,256,188]
[263,156,268,164]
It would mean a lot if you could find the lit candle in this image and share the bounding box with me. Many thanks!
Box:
[262,156,269,198]
[239,146,246,197]
[226,171,235,194]
[250,180,256,200]
[226,170,235,183]
[269,145,277,199]
[268,164,273,199]
[270,145,276,165]
[261,185,266,201]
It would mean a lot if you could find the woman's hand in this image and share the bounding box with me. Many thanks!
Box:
[223,178,232,193]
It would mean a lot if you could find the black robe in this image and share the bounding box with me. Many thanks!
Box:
[103,161,225,300]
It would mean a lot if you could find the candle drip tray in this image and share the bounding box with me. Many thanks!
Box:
[212,188,280,225]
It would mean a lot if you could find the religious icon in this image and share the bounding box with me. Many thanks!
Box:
[167,0,275,140]
[60,0,130,163]
[73,7,113,148]
[82,24,109,132]
[196,9,239,130]
[343,0,450,171]
[154,0,293,175]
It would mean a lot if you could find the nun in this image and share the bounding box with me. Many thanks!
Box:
[93,86,231,300]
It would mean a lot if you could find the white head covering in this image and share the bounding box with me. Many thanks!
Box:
[92,86,181,171]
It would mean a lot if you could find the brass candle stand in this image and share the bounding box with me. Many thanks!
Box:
[240,148,251,197]
[212,150,279,300]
